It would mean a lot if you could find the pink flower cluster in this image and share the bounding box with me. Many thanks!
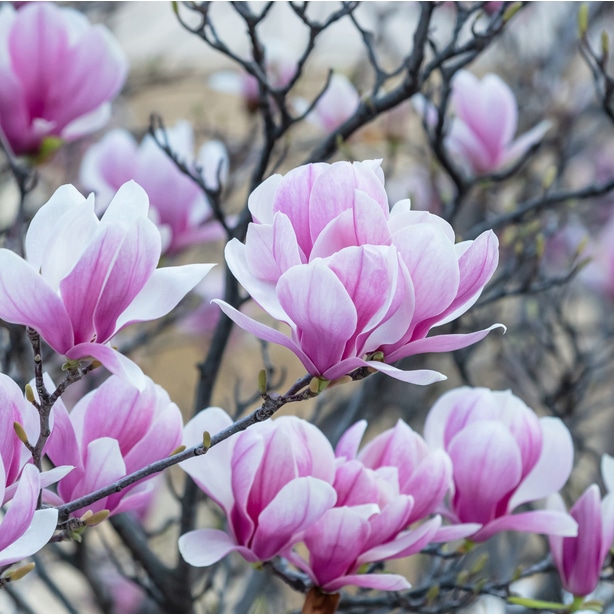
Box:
[216,159,501,384]
[178,387,579,593]
[0,3,127,157]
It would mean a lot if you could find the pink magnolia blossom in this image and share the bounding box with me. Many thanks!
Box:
[209,40,297,112]
[336,419,452,526]
[548,481,614,598]
[295,73,361,133]
[0,464,58,567]
[0,181,214,387]
[44,375,183,516]
[415,71,551,175]
[216,159,501,385]
[0,3,127,156]
[80,122,229,255]
[423,387,578,542]
[287,502,440,593]
[178,408,337,566]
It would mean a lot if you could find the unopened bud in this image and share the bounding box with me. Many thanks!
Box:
[426,584,439,605]
[84,509,109,527]
[25,383,36,404]
[535,234,545,259]
[7,562,35,582]
[370,351,385,362]
[502,2,522,23]
[203,431,211,451]
[542,166,557,190]
[602,31,610,58]
[13,422,29,445]
[470,552,489,575]
[257,369,267,394]
[578,3,589,38]
[170,445,186,456]
[90,360,102,370]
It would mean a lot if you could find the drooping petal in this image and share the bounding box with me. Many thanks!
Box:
[178,528,258,567]
[0,508,58,567]
[0,250,74,353]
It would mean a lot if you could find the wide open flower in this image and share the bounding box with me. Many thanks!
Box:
[415,71,550,176]
[80,122,229,255]
[0,181,214,386]
[216,159,501,384]
[423,387,577,542]
[0,3,127,157]
[44,375,182,516]
[178,408,337,566]
[0,464,58,567]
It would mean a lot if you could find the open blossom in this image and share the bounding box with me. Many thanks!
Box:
[415,71,550,175]
[44,375,182,516]
[0,181,214,387]
[216,159,501,385]
[0,464,58,567]
[178,408,337,566]
[80,122,229,255]
[336,419,452,526]
[0,3,127,156]
[423,387,578,542]
[283,419,455,593]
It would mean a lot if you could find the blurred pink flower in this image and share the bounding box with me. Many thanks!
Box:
[80,122,229,255]
[0,464,58,567]
[415,71,551,175]
[0,3,127,156]
[209,40,296,112]
[178,408,337,566]
[423,387,578,542]
[216,159,501,385]
[548,478,614,597]
[580,213,614,298]
[0,181,214,387]
[45,375,183,516]
[295,73,360,133]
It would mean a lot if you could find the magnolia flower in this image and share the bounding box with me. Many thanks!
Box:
[0,464,58,567]
[415,71,550,175]
[423,387,577,542]
[209,40,296,112]
[80,122,229,255]
[295,73,361,133]
[0,3,127,157]
[287,502,440,593]
[178,408,337,566]
[44,375,182,516]
[336,419,452,526]
[216,159,501,385]
[548,455,614,597]
[0,181,214,387]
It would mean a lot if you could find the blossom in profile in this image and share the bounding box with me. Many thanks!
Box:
[0,2,127,157]
[178,408,337,566]
[0,181,214,386]
[548,455,614,598]
[295,73,361,133]
[415,71,550,175]
[216,159,501,385]
[423,387,577,542]
[80,122,229,255]
[0,464,58,567]
[44,375,183,516]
